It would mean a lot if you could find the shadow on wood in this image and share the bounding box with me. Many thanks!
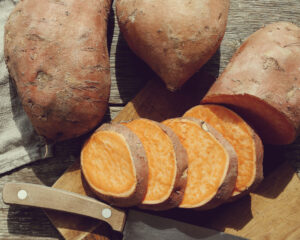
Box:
[249,142,296,199]
[253,159,295,199]
[29,139,83,187]
[46,209,113,240]
[113,71,216,123]
[114,34,152,105]
[139,194,252,233]
[107,2,115,55]
[206,196,253,232]
[202,48,221,79]
[7,205,63,239]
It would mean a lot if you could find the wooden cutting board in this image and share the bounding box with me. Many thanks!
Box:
[45,73,300,240]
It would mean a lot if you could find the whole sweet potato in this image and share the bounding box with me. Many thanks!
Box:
[202,22,300,145]
[4,0,112,142]
[116,0,230,91]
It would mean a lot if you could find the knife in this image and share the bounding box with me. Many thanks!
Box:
[2,182,246,239]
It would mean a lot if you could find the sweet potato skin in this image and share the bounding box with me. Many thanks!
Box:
[228,130,264,201]
[138,121,188,211]
[116,0,229,91]
[202,22,300,144]
[81,123,148,207]
[187,118,238,210]
[184,105,264,200]
[4,0,112,142]
[163,117,238,210]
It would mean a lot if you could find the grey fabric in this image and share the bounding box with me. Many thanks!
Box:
[0,0,53,174]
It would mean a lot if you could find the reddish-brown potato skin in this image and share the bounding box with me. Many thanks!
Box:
[138,121,188,211]
[186,118,238,210]
[202,22,300,145]
[164,117,238,210]
[116,0,229,91]
[5,0,112,142]
[183,105,264,200]
[81,123,148,207]
[228,130,264,202]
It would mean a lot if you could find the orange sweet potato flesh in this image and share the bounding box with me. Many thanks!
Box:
[4,0,112,142]
[184,105,264,198]
[202,22,300,145]
[82,131,135,194]
[163,118,237,210]
[125,119,188,210]
[81,123,148,207]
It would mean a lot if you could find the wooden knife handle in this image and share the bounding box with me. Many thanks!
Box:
[2,182,126,232]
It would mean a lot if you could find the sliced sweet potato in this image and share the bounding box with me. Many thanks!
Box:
[202,22,300,145]
[163,118,237,210]
[184,104,264,199]
[81,123,148,207]
[124,118,188,210]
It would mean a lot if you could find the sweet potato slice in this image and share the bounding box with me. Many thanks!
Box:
[184,104,264,199]
[163,118,237,210]
[81,123,148,207]
[124,119,188,210]
[202,22,300,145]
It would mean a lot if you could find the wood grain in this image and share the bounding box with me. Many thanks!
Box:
[224,161,300,239]
[1,0,300,239]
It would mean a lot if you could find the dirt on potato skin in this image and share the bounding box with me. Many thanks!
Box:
[4,0,112,142]
[202,22,300,145]
[116,0,230,91]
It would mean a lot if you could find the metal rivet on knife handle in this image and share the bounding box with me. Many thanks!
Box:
[102,208,112,219]
[17,190,28,200]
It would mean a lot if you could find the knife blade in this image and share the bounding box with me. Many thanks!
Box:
[2,182,247,239]
[122,209,245,240]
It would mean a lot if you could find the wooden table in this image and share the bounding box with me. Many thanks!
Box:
[1,1,300,239]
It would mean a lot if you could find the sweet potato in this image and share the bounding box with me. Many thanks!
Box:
[116,0,229,91]
[163,118,237,210]
[184,105,264,199]
[202,22,300,145]
[4,0,112,142]
[124,118,188,210]
[81,123,148,207]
